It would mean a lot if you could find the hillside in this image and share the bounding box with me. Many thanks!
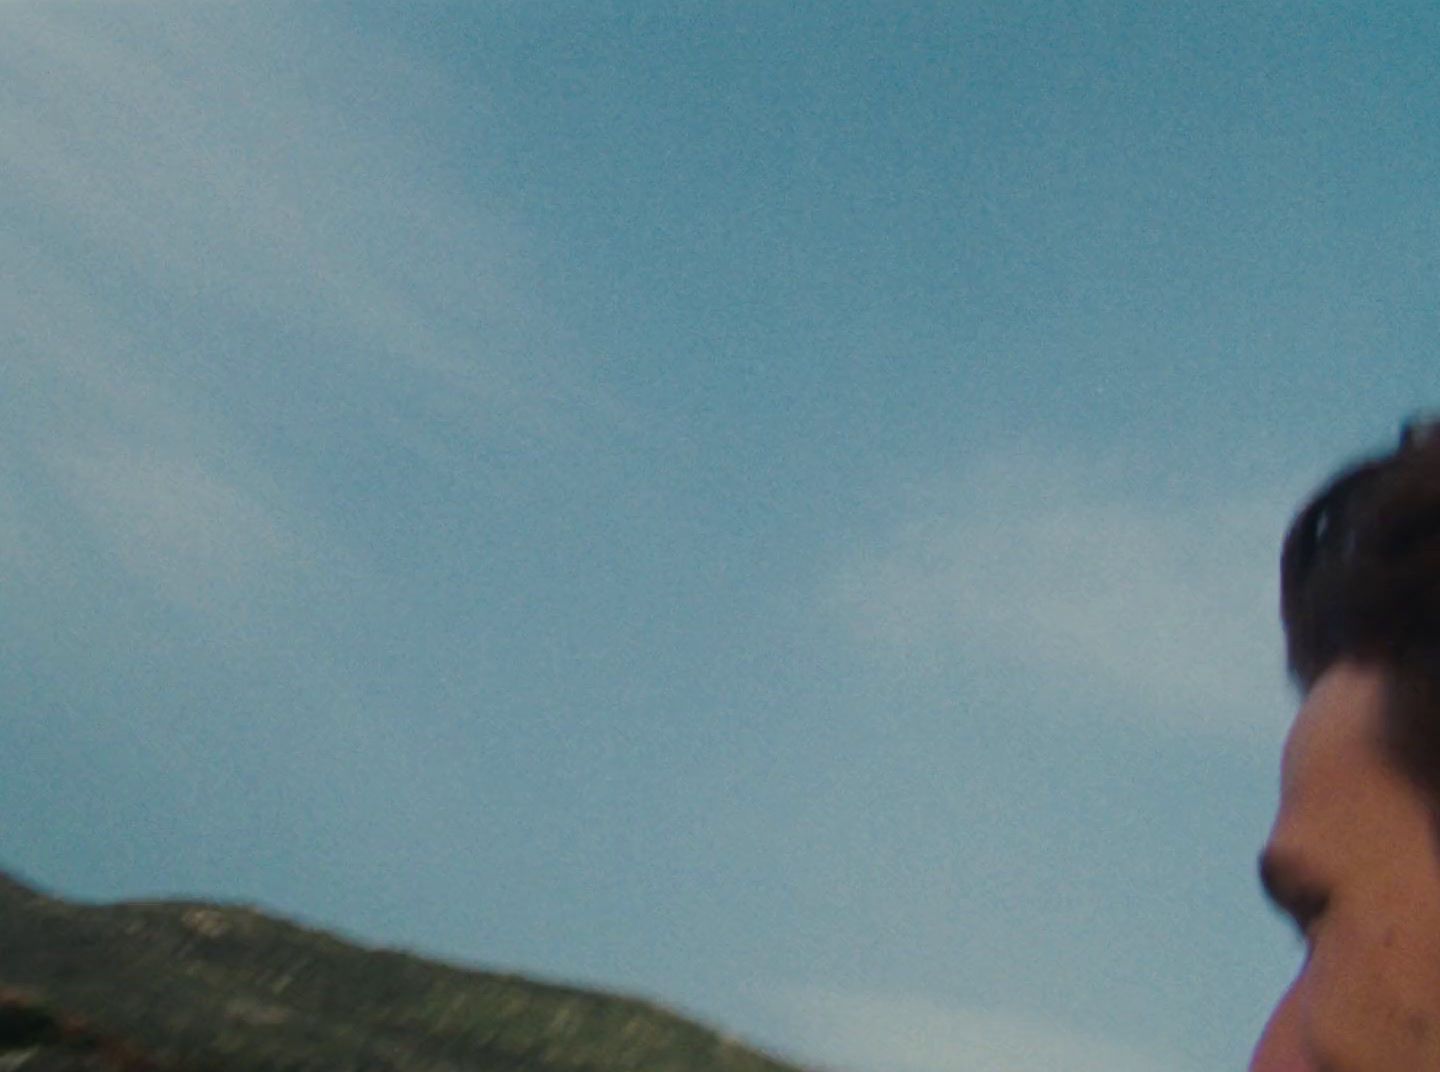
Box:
[0,870,812,1072]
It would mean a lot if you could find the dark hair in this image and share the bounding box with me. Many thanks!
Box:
[1281,417,1440,789]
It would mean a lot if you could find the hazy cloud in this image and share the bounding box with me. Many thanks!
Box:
[775,986,1192,1072]
[828,449,1294,739]
[0,6,596,617]
[49,443,296,613]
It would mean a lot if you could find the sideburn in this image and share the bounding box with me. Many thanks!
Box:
[1380,659,1440,841]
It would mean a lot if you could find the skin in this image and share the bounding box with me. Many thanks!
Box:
[1251,661,1440,1072]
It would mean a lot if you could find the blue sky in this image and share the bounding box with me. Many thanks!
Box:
[3,4,1439,1070]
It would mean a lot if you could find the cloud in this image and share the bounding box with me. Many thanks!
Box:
[0,6,596,617]
[773,986,1192,1072]
[47,442,297,616]
[827,448,1295,739]
[0,5,555,394]
[0,292,316,622]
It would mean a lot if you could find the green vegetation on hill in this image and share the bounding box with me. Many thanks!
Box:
[0,871,811,1072]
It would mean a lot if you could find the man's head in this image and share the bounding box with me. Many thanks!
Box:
[1252,420,1440,1071]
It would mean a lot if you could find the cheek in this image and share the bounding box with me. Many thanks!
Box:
[1372,923,1440,1050]
[1299,923,1440,1066]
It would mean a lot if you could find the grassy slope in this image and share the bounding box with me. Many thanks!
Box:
[0,871,811,1072]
